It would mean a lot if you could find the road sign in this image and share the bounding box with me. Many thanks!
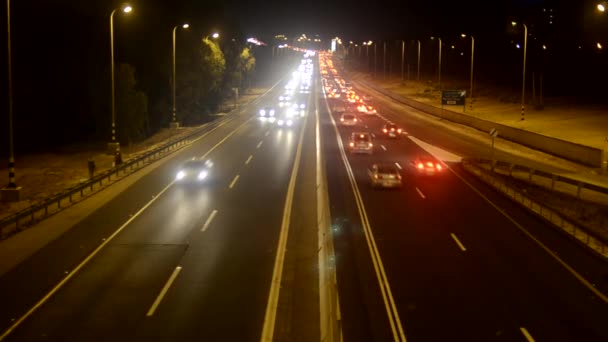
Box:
[441,90,466,105]
[489,128,499,138]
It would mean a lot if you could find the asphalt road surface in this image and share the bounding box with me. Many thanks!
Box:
[0,58,318,341]
[320,66,608,341]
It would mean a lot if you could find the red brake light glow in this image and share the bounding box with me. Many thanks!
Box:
[436,163,443,170]
[383,129,388,133]
[417,163,424,169]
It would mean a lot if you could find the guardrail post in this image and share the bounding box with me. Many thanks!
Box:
[577,182,583,198]
[529,168,535,181]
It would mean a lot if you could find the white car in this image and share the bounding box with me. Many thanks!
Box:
[340,113,359,126]
[369,164,402,188]
[348,132,373,154]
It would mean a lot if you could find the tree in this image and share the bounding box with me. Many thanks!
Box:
[176,37,226,125]
[239,47,256,89]
[116,63,149,144]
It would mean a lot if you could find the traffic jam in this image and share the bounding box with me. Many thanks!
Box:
[319,52,444,189]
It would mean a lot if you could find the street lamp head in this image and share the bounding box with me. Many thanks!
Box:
[597,42,603,50]
[598,3,606,12]
[461,33,467,38]
[212,32,219,39]
[511,21,517,26]
[182,23,190,29]
[123,5,132,13]
[367,40,372,45]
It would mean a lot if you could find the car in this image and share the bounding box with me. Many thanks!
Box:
[348,132,373,154]
[279,94,292,106]
[258,107,276,118]
[276,114,295,127]
[410,157,444,176]
[175,158,213,184]
[382,123,403,138]
[340,113,359,126]
[368,163,402,188]
[357,104,377,115]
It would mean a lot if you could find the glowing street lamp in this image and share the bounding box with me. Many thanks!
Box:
[171,23,189,128]
[109,4,133,159]
[512,21,528,121]
[598,3,606,12]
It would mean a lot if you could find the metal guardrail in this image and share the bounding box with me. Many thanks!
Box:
[0,118,229,239]
[462,159,608,259]
[465,157,608,199]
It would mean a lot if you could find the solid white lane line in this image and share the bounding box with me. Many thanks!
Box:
[260,102,308,342]
[448,167,608,304]
[450,233,467,252]
[201,209,218,232]
[0,181,175,340]
[257,141,264,149]
[380,145,387,151]
[415,187,426,199]
[245,155,253,165]
[395,162,402,170]
[520,327,536,342]
[146,266,182,317]
[229,175,240,189]
[327,99,407,341]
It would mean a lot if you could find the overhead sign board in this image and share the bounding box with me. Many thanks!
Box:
[441,90,466,106]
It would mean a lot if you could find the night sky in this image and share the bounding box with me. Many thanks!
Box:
[2,0,607,155]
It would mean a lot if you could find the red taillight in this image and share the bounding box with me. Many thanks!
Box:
[368,143,373,147]
[383,129,388,133]
[354,118,357,122]
[374,174,378,179]
[397,129,402,133]
[390,128,395,131]
[340,118,344,121]
[349,142,354,147]
[427,162,434,167]
[417,163,424,169]
[436,163,443,170]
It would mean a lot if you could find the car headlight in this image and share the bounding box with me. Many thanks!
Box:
[176,171,186,180]
[286,120,293,126]
[300,104,305,109]
[277,119,284,126]
[198,170,208,180]
[259,109,266,116]
[269,110,275,116]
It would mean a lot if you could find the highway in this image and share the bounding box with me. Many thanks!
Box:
[320,55,608,341]
[0,58,320,341]
[1,52,608,342]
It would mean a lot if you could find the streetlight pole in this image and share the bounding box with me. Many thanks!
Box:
[5,0,18,195]
[401,40,405,81]
[512,22,528,121]
[462,34,475,110]
[417,40,421,81]
[374,43,377,78]
[438,37,442,89]
[383,41,387,80]
[108,5,132,160]
[171,24,189,129]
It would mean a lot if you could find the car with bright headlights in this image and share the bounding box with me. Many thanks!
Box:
[340,113,359,126]
[175,158,213,184]
[258,107,276,118]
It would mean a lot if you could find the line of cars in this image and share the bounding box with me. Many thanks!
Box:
[319,52,443,189]
[258,55,313,128]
